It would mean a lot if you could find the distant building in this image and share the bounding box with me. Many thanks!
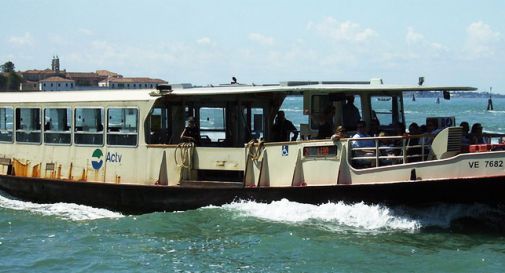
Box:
[21,69,65,82]
[19,80,39,91]
[66,72,109,87]
[18,56,167,91]
[99,77,167,89]
[39,76,75,91]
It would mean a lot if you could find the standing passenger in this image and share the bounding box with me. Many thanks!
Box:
[180,117,201,145]
[342,95,361,131]
[271,111,298,142]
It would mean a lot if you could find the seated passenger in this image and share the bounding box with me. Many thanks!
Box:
[351,121,376,167]
[368,118,381,137]
[460,121,470,145]
[421,120,439,145]
[469,123,486,144]
[271,111,298,142]
[406,122,422,162]
[180,117,201,145]
[378,131,399,166]
[331,126,346,141]
[352,121,375,147]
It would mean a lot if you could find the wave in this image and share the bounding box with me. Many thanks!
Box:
[0,191,123,221]
[222,199,420,232]
[221,199,505,233]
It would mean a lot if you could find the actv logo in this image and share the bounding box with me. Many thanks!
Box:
[91,149,104,170]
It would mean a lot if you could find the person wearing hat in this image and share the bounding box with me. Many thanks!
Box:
[180,117,201,145]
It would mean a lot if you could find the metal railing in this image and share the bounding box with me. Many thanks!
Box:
[348,134,435,168]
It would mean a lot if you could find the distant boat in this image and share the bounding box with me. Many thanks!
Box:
[377,97,391,101]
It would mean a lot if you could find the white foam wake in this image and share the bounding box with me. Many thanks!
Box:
[0,192,123,221]
[223,199,421,232]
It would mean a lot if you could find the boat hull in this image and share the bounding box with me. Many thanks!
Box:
[0,175,504,214]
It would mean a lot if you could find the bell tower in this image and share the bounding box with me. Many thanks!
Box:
[51,55,60,73]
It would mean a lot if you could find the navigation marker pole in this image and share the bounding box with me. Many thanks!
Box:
[487,87,494,111]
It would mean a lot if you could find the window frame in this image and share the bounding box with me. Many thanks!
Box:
[369,95,404,128]
[73,107,105,147]
[15,107,42,145]
[0,107,14,143]
[199,106,227,144]
[43,107,72,146]
[106,107,139,147]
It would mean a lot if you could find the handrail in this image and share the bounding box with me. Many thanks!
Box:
[348,134,435,168]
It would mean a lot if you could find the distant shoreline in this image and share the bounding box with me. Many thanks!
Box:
[404,91,504,99]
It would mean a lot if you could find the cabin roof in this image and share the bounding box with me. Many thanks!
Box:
[0,81,476,104]
[0,89,156,103]
[166,83,476,96]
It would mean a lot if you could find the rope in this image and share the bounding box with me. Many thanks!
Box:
[174,142,193,169]
[246,139,265,161]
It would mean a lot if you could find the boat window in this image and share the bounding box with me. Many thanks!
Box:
[74,108,104,146]
[370,95,404,134]
[199,107,226,145]
[310,94,363,131]
[0,107,13,143]
[107,108,138,146]
[44,108,72,145]
[310,95,330,130]
[15,108,41,144]
[251,108,264,139]
[146,106,172,144]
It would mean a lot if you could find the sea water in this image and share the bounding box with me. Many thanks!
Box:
[1,97,505,273]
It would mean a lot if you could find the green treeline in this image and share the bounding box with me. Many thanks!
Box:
[1,61,22,91]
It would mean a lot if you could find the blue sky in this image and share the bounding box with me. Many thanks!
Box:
[2,0,504,92]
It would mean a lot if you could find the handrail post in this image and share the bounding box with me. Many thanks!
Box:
[375,138,379,167]
[402,137,407,164]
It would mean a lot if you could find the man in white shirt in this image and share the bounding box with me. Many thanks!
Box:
[351,120,376,167]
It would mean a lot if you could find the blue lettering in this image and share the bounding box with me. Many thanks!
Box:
[106,152,122,163]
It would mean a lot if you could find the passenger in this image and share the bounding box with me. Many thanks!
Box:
[180,117,201,145]
[317,106,335,139]
[271,111,298,142]
[394,122,406,136]
[331,126,346,141]
[406,122,422,162]
[351,120,376,167]
[342,95,361,131]
[407,122,421,145]
[460,121,470,145]
[419,124,427,134]
[421,120,440,145]
[427,120,442,135]
[378,131,398,165]
[469,123,486,144]
[368,118,381,137]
